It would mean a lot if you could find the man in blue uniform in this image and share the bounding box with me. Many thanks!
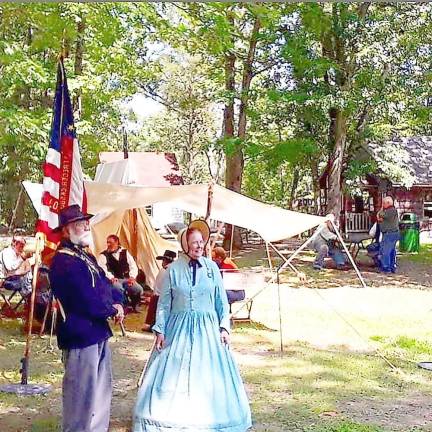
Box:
[49,205,124,432]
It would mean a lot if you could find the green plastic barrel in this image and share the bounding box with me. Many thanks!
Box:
[399,219,420,253]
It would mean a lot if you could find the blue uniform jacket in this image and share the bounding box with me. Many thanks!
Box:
[49,240,121,350]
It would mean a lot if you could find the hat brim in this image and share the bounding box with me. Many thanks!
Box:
[178,220,210,254]
[156,255,174,261]
[52,213,93,233]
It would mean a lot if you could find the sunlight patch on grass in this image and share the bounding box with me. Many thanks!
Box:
[307,421,384,432]
[31,417,60,432]
[402,244,432,265]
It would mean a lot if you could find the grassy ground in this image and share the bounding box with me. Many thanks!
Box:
[1,245,432,431]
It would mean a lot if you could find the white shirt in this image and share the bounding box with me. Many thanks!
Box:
[0,246,25,279]
[153,267,167,296]
[97,248,138,280]
[319,225,337,241]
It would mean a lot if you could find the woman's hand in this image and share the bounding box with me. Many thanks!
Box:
[220,329,230,346]
[155,333,165,352]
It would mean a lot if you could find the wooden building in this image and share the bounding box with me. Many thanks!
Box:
[318,136,432,233]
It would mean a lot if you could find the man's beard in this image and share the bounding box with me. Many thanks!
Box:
[69,230,92,247]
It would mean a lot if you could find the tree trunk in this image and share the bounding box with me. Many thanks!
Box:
[73,17,85,116]
[224,16,260,250]
[288,167,299,209]
[222,11,240,250]
[327,109,347,221]
[310,159,321,214]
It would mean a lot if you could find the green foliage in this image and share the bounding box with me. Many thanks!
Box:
[131,57,220,184]
[2,3,432,226]
[0,3,159,227]
[394,336,432,355]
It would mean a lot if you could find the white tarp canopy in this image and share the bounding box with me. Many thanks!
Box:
[22,180,176,287]
[84,181,325,243]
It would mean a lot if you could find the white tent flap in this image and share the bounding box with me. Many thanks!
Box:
[85,182,325,242]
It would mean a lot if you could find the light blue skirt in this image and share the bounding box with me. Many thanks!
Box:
[133,311,252,432]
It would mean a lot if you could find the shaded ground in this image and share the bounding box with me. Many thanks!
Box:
[1,243,432,431]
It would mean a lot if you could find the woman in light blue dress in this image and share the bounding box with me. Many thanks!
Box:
[133,220,252,432]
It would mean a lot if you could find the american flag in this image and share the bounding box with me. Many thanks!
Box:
[36,58,87,250]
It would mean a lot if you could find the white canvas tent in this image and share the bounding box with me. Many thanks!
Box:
[85,181,325,243]
[22,180,177,287]
[23,177,366,289]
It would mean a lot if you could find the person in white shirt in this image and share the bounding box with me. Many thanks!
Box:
[98,234,144,312]
[142,249,176,332]
[311,215,346,270]
[0,236,32,297]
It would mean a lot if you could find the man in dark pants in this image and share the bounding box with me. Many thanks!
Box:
[98,234,143,312]
[377,196,400,273]
[49,205,124,432]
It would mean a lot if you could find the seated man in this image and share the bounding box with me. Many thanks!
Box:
[311,215,346,270]
[98,234,143,312]
[212,247,245,304]
[0,236,33,298]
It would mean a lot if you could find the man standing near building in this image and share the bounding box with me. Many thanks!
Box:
[377,196,399,273]
[49,205,124,432]
[98,234,144,312]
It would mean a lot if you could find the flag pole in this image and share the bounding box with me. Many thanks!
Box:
[0,234,52,395]
[21,233,45,384]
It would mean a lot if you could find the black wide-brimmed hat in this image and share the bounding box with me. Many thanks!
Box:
[53,204,93,233]
[156,250,177,262]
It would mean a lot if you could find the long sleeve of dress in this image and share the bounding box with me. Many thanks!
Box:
[152,270,171,335]
[212,261,231,333]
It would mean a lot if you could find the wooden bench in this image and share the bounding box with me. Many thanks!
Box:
[344,212,372,259]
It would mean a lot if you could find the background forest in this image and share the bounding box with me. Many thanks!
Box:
[1,2,432,230]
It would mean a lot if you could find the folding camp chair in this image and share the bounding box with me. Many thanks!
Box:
[222,271,265,325]
[0,277,28,313]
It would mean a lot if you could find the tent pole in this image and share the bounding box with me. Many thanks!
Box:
[205,182,214,222]
[266,227,324,284]
[330,220,367,288]
[265,242,273,271]
[205,182,214,257]
[210,222,225,251]
[21,232,44,384]
[229,224,234,259]
[277,268,283,353]
[285,228,322,267]
[8,186,24,234]
[268,242,301,277]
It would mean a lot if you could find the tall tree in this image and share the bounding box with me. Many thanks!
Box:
[0,3,159,227]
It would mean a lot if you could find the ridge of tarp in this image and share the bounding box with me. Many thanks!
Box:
[84,181,325,242]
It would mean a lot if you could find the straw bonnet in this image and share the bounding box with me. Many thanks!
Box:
[177,219,210,254]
